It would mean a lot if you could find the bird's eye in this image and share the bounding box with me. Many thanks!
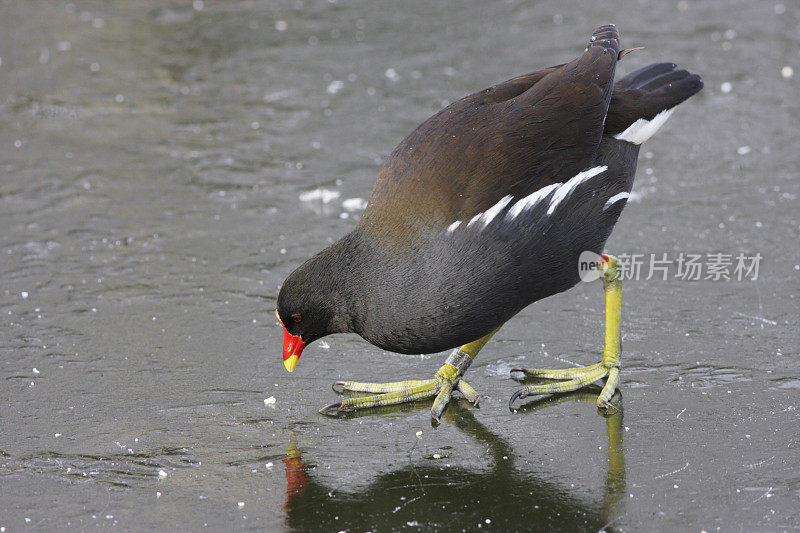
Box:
[291,314,302,323]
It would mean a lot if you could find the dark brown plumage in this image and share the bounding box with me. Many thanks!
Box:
[363,25,621,244]
[277,25,702,366]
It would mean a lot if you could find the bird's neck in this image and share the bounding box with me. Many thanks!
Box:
[310,230,371,334]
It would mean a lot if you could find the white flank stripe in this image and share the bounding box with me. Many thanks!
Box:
[604,192,630,210]
[466,213,482,228]
[478,195,513,226]
[456,195,515,232]
[507,183,560,219]
[445,168,610,236]
[613,108,674,145]
[547,166,607,215]
[446,220,461,233]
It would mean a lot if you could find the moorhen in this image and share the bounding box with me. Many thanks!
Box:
[276,25,702,420]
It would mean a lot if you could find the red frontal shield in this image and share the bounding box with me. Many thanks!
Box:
[275,310,305,372]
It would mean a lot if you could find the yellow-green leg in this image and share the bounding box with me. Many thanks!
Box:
[510,254,623,411]
[320,328,498,421]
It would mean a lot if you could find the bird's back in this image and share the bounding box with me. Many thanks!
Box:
[343,27,702,353]
[361,25,622,246]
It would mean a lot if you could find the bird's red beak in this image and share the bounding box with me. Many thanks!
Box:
[276,310,305,372]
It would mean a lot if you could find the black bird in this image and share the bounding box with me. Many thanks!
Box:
[276,25,702,420]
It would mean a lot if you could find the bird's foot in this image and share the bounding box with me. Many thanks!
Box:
[509,363,620,412]
[509,255,624,412]
[320,363,478,421]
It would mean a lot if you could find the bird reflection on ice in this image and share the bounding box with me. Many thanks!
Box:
[281,390,625,531]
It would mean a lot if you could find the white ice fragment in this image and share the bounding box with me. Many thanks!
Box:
[54,433,61,437]
[737,145,751,155]
[158,469,168,479]
[21,291,28,299]
[275,20,287,31]
[264,396,277,407]
[415,431,423,439]
[319,341,330,349]
[265,462,274,469]
[432,453,441,459]
[32,367,40,374]
[238,502,245,509]
[156,492,161,499]
[385,68,400,82]
[299,188,340,204]
[341,197,368,211]
[720,82,732,93]
[781,66,794,79]
[326,80,344,94]
[263,89,293,103]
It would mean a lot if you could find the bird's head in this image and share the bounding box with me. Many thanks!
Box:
[276,256,352,372]
[276,234,363,371]
[275,285,324,372]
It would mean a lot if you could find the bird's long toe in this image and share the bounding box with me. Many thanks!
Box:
[321,380,441,415]
[510,362,604,380]
[332,379,435,394]
[509,364,610,409]
[321,363,480,418]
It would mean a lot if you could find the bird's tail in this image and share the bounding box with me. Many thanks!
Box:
[604,62,703,144]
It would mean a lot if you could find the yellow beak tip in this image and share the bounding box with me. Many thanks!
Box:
[284,354,299,372]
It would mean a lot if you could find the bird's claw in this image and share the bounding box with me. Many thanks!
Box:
[596,398,618,414]
[319,402,343,416]
[508,389,528,409]
[509,361,620,413]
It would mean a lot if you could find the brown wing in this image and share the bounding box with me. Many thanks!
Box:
[361,25,620,244]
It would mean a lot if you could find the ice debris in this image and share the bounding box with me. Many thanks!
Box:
[299,188,340,204]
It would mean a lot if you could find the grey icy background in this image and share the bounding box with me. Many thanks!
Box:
[1,0,798,531]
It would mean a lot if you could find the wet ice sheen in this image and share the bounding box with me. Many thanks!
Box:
[0,1,798,532]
